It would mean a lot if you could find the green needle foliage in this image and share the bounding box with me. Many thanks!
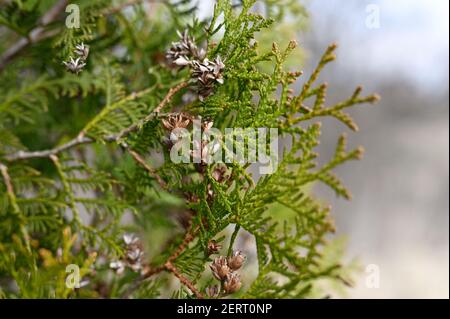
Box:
[0,0,378,299]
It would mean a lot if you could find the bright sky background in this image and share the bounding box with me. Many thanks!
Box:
[305,0,449,92]
[198,0,449,92]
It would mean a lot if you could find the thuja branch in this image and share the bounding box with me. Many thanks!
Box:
[0,163,18,210]
[286,86,380,131]
[3,134,94,161]
[0,0,161,72]
[49,155,82,225]
[113,81,189,141]
[123,215,200,298]
[297,43,337,102]
[141,217,199,277]
[2,81,189,162]
[0,0,68,72]
[284,43,380,131]
[288,86,380,131]
[1,81,189,210]
[164,261,204,299]
[79,84,157,136]
[0,1,380,299]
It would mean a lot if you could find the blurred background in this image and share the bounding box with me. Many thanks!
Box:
[200,0,449,298]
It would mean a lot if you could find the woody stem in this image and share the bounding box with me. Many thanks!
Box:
[164,261,204,299]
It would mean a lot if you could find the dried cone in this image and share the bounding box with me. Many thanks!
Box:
[227,250,246,271]
[206,285,220,298]
[223,272,242,294]
[209,256,230,281]
[74,43,89,60]
[161,113,191,131]
[207,240,222,255]
[212,164,228,183]
[191,56,225,101]
[166,30,205,68]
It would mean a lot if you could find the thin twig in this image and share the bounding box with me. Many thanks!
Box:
[121,212,199,298]
[164,261,204,299]
[0,163,15,197]
[4,135,94,161]
[3,81,189,162]
[0,0,167,72]
[154,81,189,113]
[167,225,198,263]
[227,224,241,257]
[0,0,154,72]
[0,0,68,72]
[115,81,189,141]
[122,225,199,299]
[0,162,31,253]
[126,147,167,190]
[142,265,166,278]
[140,219,197,280]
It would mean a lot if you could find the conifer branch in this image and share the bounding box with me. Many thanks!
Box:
[123,211,199,298]
[297,43,337,102]
[0,0,379,299]
[289,90,380,131]
[0,163,18,207]
[3,135,94,161]
[3,81,189,162]
[80,85,156,136]
[0,0,68,72]
[141,213,198,278]
[0,0,154,72]
[114,81,189,141]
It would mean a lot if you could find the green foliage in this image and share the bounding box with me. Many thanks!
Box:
[0,0,378,299]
